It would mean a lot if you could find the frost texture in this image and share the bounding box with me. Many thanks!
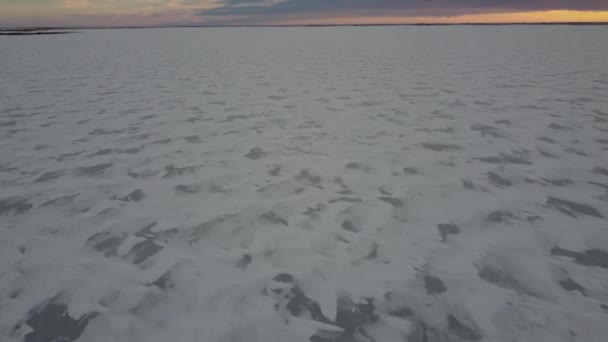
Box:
[1,27,608,342]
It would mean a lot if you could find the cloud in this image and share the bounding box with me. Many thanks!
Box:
[200,0,608,17]
[3,0,608,27]
[62,0,90,7]
[223,0,268,5]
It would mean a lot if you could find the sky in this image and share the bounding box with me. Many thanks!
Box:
[2,0,608,27]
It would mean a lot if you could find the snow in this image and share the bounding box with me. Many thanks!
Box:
[1,26,608,342]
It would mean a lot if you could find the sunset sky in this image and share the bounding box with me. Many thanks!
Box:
[2,0,608,27]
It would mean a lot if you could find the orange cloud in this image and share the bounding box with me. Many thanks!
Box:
[269,10,608,25]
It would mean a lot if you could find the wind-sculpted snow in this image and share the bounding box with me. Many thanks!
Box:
[1,27,608,342]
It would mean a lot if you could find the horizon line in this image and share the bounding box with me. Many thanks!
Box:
[3,22,608,30]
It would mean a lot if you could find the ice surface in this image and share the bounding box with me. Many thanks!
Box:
[1,26,608,342]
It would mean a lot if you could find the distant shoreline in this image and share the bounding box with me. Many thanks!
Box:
[0,32,75,36]
[0,28,76,35]
[2,22,608,31]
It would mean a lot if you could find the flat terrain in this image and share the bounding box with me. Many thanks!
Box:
[1,27,608,342]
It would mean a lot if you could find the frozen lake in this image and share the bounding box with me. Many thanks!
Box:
[1,26,608,342]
